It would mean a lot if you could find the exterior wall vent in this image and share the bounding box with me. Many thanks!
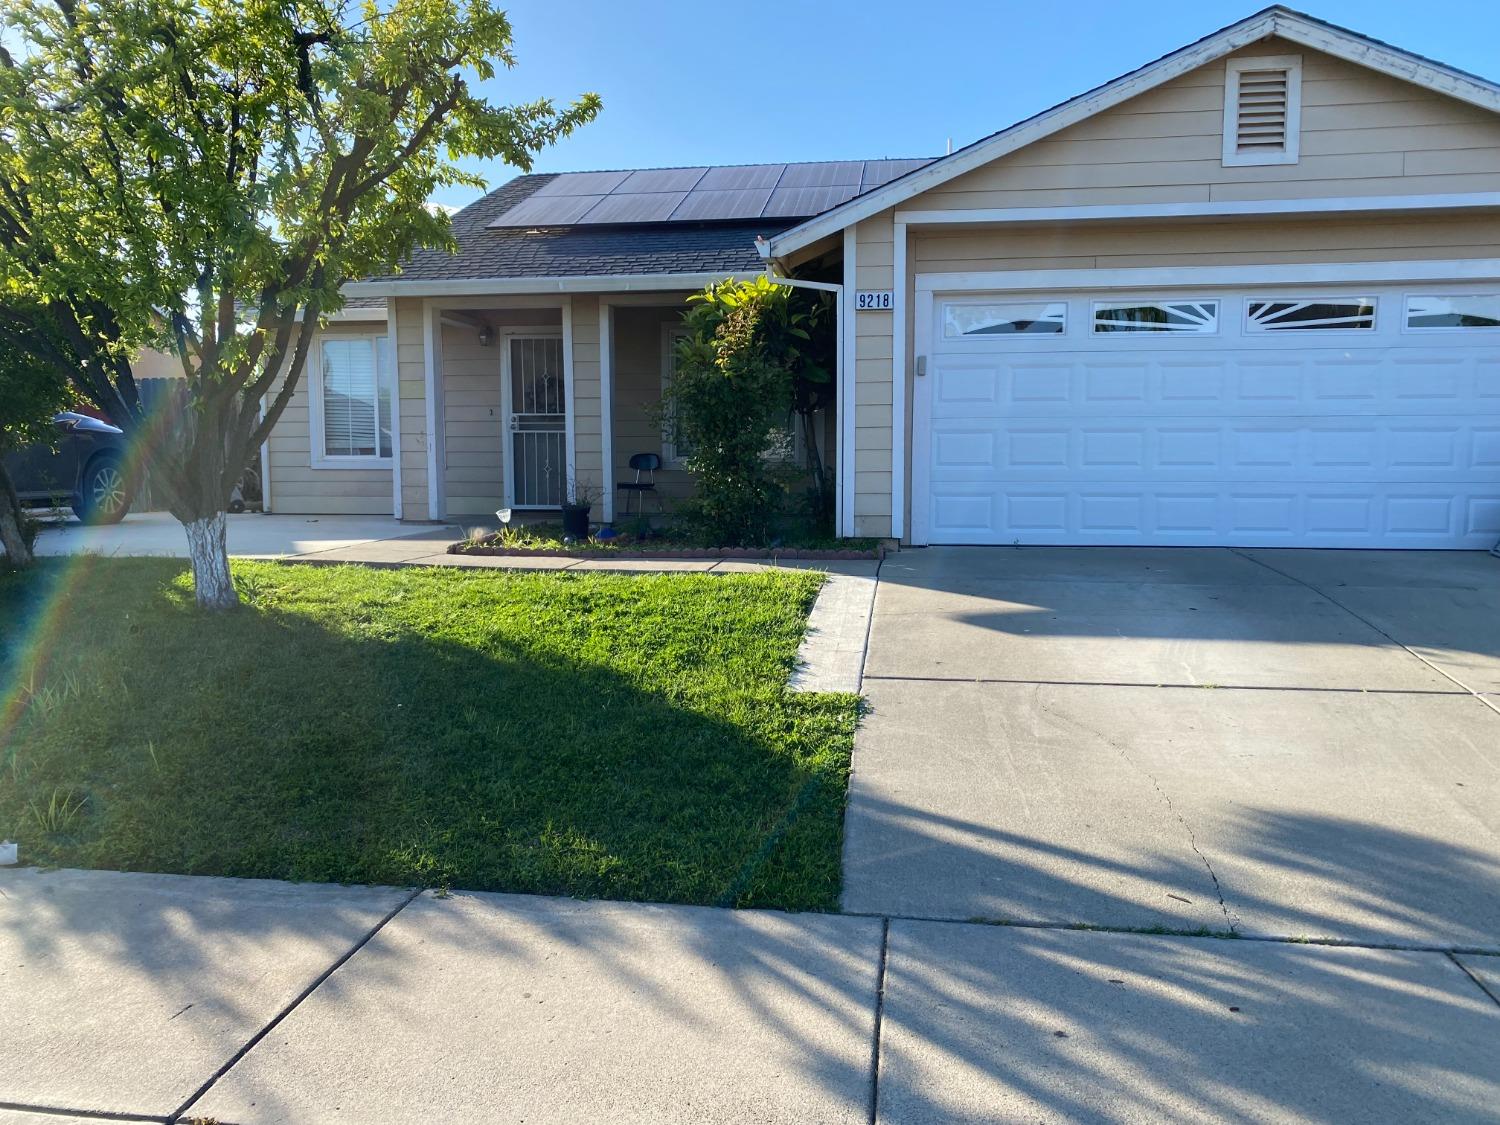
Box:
[1223,55,1302,166]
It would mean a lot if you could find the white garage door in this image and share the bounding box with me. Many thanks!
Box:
[913,284,1500,548]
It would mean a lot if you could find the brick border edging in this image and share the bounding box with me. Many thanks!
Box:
[448,544,885,561]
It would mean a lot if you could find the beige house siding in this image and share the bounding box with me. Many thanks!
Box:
[914,39,1500,211]
[266,320,393,516]
[913,215,1500,274]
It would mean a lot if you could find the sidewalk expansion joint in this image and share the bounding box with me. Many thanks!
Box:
[865,918,891,1125]
[861,673,1469,696]
[852,909,1500,956]
[0,1104,167,1124]
[1229,548,1500,718]
[165,885,425,1124]
[1448,951,1500,1008]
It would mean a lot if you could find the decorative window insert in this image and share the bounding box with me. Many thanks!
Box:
[1246,298,1376,332]
[944,301,1067,337]
[1222,55,1301,167]
[660,325,695,465]
[314,336,392,464]
[1404,294,1500,330]
[1092,301,1219,334]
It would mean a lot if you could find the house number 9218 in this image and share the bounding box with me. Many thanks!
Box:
[855,290,893,310]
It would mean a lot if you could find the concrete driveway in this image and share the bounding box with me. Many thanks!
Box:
[844,547,1500,948]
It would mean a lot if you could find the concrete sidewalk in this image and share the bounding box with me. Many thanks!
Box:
[3,867,1497,1124]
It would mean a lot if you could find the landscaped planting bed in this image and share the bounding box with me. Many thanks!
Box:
[452,522,883,560]
[0,559,858,910]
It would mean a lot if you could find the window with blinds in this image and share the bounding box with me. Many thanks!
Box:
[318,337,391,461]
[1223,55,1301,167]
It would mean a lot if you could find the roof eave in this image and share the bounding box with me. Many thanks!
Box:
[767,6,1500,257]
[343,270,763,299]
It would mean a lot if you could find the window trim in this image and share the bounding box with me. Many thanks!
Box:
[1222,54,1302,168]
[1401,292,1500,333]
[1243,295,1378,334]
[309,333,393,469]
[660,323,694,467]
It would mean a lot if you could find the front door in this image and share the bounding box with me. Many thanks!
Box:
[503,334,568,508]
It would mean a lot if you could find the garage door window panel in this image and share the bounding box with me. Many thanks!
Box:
[944,301,1067,337]
[1246,298,1376,333]
[1092,300,1220,334]
[1404,295,1500,331]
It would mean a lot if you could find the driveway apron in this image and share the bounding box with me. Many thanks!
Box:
[843,546,1500,948]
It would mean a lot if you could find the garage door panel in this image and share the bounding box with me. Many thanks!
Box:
[927,483,1500,547]
[930,417,1486,483]
[932,352,1500,419]
[920,283,1500,548]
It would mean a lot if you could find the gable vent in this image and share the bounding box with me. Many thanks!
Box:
[1223,55,1302,167]
[1234,70,1289,152]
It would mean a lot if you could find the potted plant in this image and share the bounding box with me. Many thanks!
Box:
[560,477,599,540]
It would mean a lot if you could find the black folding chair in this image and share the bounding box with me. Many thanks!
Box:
[617,452,663,516]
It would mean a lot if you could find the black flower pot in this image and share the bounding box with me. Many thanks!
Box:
[561,504,591,540]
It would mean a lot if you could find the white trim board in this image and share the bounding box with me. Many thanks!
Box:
[894,193,1500,227]
[891,220,907,541]
[767,6,1500,258]
[839,228,856,538]
[345,272,762,299]
[916,258,1500,295]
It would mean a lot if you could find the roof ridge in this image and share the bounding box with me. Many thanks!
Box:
[514,156,939,178]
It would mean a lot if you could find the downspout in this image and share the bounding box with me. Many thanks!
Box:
[760,239,848,536]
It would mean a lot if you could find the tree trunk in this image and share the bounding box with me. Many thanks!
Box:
[0,459,34,570]
[183,510,238,610]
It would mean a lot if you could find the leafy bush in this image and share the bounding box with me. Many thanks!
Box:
[667,277,834,546]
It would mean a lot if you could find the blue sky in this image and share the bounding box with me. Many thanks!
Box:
[435,0,1500,209]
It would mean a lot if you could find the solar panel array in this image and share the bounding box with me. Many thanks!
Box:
[488,158,933,229]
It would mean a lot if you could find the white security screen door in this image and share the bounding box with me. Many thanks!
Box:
[504,334,568,508]
[913,283,1500,548]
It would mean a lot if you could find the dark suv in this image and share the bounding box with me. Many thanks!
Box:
[4,412,132,523]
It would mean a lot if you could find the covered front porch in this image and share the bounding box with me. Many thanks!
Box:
[390,288,835,529]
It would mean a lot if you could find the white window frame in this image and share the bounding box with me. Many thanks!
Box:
[660,324,693,467]
[309,333,393,469]
[1222,55,1302,168]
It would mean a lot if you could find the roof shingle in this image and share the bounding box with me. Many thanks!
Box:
[370,174,793,283]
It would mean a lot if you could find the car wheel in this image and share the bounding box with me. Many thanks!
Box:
[73,457,131,524]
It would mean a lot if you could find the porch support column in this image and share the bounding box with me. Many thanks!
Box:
[564,295,607,509]
[600,301,615,522]
[422,299,446,521]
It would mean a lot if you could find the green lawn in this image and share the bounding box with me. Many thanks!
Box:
[0,560,858,910]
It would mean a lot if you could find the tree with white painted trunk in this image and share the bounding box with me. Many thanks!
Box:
[0,0,598,608]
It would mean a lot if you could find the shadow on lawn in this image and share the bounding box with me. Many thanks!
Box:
[0,560,853,912]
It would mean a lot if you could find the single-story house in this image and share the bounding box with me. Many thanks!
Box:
[264,5,1500,550]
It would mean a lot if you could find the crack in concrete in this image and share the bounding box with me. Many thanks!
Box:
[1038,696,1239,934]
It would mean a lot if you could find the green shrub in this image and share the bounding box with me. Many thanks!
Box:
[667,277,834,546]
